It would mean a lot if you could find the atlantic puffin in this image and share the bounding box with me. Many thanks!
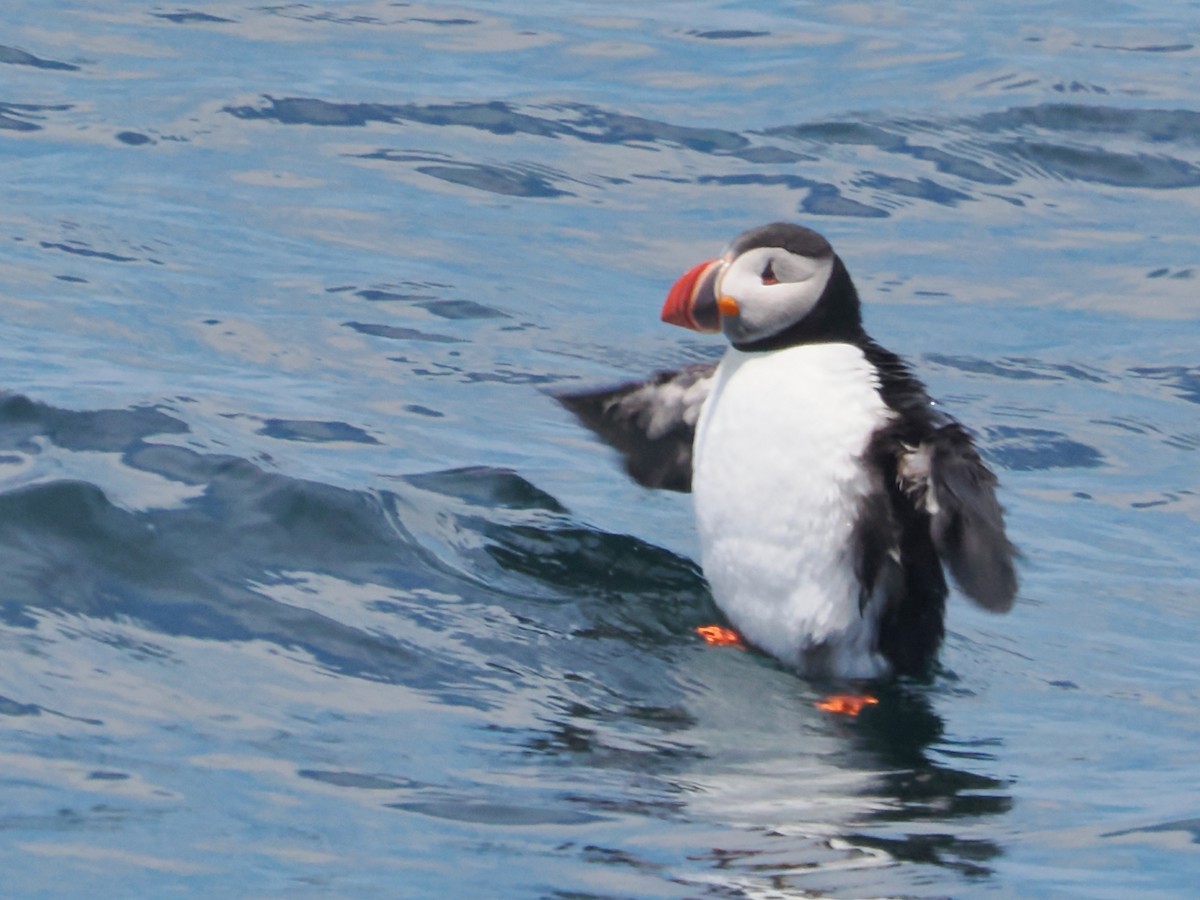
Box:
[559,223,1017,680]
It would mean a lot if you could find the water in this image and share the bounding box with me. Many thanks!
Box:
[2,1,1199,896]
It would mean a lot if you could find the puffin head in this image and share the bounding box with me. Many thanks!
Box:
[661,223,863,350]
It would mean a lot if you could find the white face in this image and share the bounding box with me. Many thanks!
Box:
[717,246,835,345]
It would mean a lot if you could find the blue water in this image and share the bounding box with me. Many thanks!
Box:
[3,2,1199,896]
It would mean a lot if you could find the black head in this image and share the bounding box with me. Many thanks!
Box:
[724,223,864,351]
[661,222,865,351]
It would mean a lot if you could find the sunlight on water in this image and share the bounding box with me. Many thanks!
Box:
[2,1,1199,896]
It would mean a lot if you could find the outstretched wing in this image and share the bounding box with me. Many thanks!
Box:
[555,363,716,493]
[858,339,1018,615]
[896,422,1018,612]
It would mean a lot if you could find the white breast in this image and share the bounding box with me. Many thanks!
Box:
[692,344,894,678]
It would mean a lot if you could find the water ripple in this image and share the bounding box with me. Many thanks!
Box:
[0,45,81,71]
[0,101,72,132]
[0,394,712,707]
[222,95,1200,218]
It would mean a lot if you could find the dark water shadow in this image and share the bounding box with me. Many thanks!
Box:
[1128,365,1200,405]
[0,45,81,71]
[152,11,235,25]
[765,120,1015,187]
[222,95,1200,220]
[400,464,716,646]
[927,353,1107,385]
[0,392,710,709]
[770,102,1200,190]
[984,425,1104,470]
[839,681,1011,878]
[344,321,464,343]
[222,95,862,209]
[224,95,755,155]
[259,417,381,443]
[0,101,72,132]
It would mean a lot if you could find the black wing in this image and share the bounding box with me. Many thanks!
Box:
[896,422,1018,612]
[555,363,715,493]
[855,401,1017,675]
[861,340,1018,617]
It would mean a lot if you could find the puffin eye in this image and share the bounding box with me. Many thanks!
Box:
[761,260,779,285]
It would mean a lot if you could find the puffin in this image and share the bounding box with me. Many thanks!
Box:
[558,222,1017,681]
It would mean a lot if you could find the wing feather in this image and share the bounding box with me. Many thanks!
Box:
[898,423,1018,612]
[555,364,715,493]
[861,339,1018,614]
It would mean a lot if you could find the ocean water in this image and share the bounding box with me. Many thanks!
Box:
[2,1,1199,896]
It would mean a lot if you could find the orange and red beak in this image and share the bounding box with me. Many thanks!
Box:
[660,258,726,333]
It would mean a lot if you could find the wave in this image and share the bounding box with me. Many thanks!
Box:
[0,393,711,696]
[224,96,1200,214]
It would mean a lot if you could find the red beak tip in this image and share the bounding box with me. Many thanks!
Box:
[661,259,719,332]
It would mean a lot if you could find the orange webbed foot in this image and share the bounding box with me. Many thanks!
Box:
[814,693,879,717]
[695,624,745,648]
